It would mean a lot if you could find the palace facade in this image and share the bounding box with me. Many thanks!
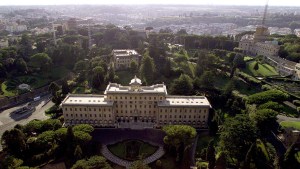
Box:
[61,76,211,129]
[112,49,142,70]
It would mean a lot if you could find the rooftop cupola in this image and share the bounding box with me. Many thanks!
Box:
[129,75,142,91]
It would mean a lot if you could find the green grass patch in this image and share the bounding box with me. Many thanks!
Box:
[108,142,126,158]
[1,81,16,97]
[244,56,254,62]
[1,76,49,97]
[45,105,60,116]
[280,121,300,130]
[108,140,158,161]
[243,61,279,77]
[213,74,261,96]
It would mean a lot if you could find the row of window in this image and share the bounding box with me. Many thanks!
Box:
[116,104,156,108]
[160,108,206,113]
[115,110,156,114]
[108,96,163,100]
[159,114,206,119]
[65,107,111,112]
[65,113,112,118]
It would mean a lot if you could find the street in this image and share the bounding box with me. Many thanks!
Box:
[0,96,53,150]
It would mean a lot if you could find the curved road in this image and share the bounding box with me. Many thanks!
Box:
[0,96,53,150]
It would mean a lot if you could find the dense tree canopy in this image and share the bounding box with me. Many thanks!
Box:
[29,53,52,71]
[71,156,112,169]
[220,114,257,164]
[170,74,193,95]
[140,54,156,85]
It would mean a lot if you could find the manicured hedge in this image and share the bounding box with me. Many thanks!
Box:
[247,90,289,104]
[258,101,284,112]
[238,72,261,85]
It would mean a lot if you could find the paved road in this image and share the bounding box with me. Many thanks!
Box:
[0,96,53,150]
[277,114,300,123]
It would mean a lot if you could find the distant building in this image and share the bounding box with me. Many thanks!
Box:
[61,76,211,129]
[239,26,299,76]
[5,23,27,33]
[294,63,300,80]
[67,18,77,30]
[31,27,51,35]
[112,49,142,70]
[295,29,300,37]
[0,39,8,48]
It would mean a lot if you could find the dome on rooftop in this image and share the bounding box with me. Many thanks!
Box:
[129,75,142,85]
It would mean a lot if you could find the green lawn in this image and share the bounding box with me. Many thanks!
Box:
[108,140,158,161]
[243,61,279,77]
[1,66,71,97]
[244,56,254,62]
[108,142,126,158]
[280,121,300,130]
[140,142,158,157]
[1,76,49,97]
[213,74,261,96]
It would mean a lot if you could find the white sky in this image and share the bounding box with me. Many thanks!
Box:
[0,0,299,6]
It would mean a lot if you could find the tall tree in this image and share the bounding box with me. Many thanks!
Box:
[1,129,27,158]
[74,145,83,161]
[61,80,70,95]
[130,60,138,73]
[171,74,193,95]
[220,114,257,166]
[163,125,196,162]
[92,66,105,88]
[251,109,278,135]
[30,53,52,71]
[206,140,216,169]
[140,54,156,85]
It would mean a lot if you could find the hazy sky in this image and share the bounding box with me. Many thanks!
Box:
[0,0,299,6]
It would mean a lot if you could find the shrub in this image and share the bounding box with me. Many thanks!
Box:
[262,84,273,91]
[297,107,300,113]
[238,72,261,85]
[247,90,290,105]
[258,101,284,112]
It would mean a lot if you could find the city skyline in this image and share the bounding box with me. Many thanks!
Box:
[0,0,300,6]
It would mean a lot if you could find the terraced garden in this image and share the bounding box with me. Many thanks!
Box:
[243,61,279,77]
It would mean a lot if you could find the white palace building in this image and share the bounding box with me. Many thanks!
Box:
[61,76,211,129]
